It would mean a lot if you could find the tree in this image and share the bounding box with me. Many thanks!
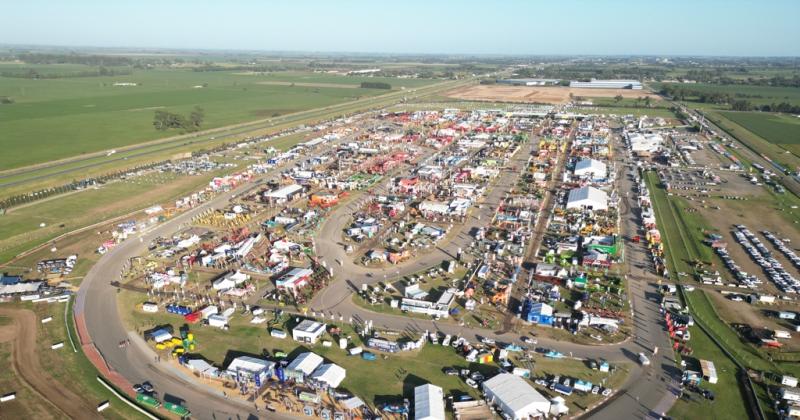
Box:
[644,96,652,108]
[189,106,205,129]
[614,95,623,104]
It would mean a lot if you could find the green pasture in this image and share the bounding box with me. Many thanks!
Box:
[0,68,436,169]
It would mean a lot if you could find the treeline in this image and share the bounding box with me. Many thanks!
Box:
[360,81,391,89]
[677,69,800,88]
[0,66,132,79]
[153,107,205,132]
[17,53,134,66]
[514,66,665,82]
[192,64,295,72]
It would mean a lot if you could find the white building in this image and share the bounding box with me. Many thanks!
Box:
[566,186,609,211]
[264,183,305,203]
[226,356,274,385]
[627,132,664,156]
[573,159,607,180]
[569,79,642,89]
[275,267,314,293]
[414,384,446,420]
[292,319,326,344]
[400,288,457,318]
[483,373,550,420]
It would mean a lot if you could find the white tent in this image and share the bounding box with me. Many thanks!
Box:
[549,396,569,416]
[287,352,324,376]
[414,384,445,420]
[311,363,346,388]
[483,373,550,420]
[573,159,607,179]
[566,186,608,211]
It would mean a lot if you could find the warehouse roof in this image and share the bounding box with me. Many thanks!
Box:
[567,186,608,210]
[574,159,607,177]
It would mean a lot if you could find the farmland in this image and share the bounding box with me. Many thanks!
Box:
[0,66,436,169]
[654,82,800,107]
[719,111,800,155]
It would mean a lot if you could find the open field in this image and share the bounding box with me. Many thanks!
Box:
[0,169,227,265]
[0,76,462,200]
[0,68,436,169]
[443,85,660,104]
[704,111,800,170]
[655,82,800,107]
[719,111,800,156]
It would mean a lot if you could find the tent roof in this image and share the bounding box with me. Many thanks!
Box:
[311,363,346,388]
[483,373,549,414]
[414,384,446,420]
[287,352,324,375]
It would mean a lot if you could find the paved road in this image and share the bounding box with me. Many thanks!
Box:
[76,124,679,419]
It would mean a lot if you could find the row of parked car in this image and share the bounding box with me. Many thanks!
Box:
[763,230,800,289]
[735,225,800,294]
[716,244,761,289]
[533,374,613,397]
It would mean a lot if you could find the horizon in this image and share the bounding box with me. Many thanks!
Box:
[2,0,799,57]
[4,42,800,59]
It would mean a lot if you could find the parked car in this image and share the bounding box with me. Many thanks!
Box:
[592,385,600,394]
[465,378,478,388]
[469,372,485,382]
[638,353,651,366]
[602,388,612,396]
[443,368,458,376]
[141,382,154,393]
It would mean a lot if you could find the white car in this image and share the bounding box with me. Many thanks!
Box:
[638,352,651,366]
[481,337,495,345]
[591,385,600,394]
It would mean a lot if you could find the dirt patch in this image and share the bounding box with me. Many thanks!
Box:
[0,307,101,419]
[443,85,660,104]
[256,81,359,89]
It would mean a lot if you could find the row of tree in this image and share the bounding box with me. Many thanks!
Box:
[153,107,205,132]
[360,81,391,89]
[0,66,132,79]
[0,161,163,211]
[677,70,800,88]
[16,53,134,66]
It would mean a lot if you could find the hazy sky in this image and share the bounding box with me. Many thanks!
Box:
[3,0,799,56]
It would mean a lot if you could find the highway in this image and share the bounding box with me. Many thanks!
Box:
[76,121,680,419]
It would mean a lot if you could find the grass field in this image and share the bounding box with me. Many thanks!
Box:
[719,111,800,155]
[0,68,436,169]
[705,110,800,172]
[654,82,800,107]
[0,169,227,264]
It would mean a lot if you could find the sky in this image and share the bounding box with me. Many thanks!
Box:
[2,0,799,56]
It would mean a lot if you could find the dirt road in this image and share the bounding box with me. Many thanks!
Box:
[0,307,101,419]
